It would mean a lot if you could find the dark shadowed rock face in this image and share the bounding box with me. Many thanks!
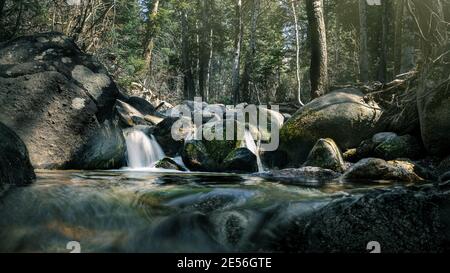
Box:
[269,185,450,253]
[418,78,450,156]
[0,122,35,187]
[65,122,126,170]
[0,33,125,168]
[223,148,257,173]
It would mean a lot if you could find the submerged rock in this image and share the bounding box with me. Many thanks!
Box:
[223,148,257,173]
[258,167,341,184]
[303,138,345,173]
[342,158,426,182]
[0,122,35,187]
[0,33,124,168]
[280,88,383,164]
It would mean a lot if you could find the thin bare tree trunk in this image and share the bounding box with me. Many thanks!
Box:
[143,0,160,73]
[394,0,404,76]
[379,0,389,83]
[232,0,243,105]
[206,28,214,102]
[359,0,369,83]
[241,0,260,103]
[291,0,304,105]
[181,9,196,100]
[306,0,328,98]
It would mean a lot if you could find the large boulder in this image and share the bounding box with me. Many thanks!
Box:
[342,158,428,183]
[280,88,383,164]
[270,185,450,253]
[0,122,35,187]
[303,138,346,173]
[64,122,126,170]
[0,33,124,168]
[417,75,450,156]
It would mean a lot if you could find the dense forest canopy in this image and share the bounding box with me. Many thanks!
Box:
[0,0,449,106]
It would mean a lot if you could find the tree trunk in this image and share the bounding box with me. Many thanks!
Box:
[291,0,304,106]
[241,0,260,104]
[401,0,415,73]
[232,0,243,105]
[181,9,196,100]
[358,0,369,83]
[306,0,328,99]
[394,0,404,76]
[143,0,160,73]
[379,0,389,83]
[198,0,211,101]
[206,28,214,102]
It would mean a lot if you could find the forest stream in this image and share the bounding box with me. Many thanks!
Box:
[0,169,396,253]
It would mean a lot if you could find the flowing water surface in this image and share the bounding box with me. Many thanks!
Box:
[0,169,393,253]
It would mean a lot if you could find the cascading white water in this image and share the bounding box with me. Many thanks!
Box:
[124,130,165,168]
[242,130,264,173]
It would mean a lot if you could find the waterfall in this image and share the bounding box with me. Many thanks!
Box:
[242,130,264,173]
[124,130,165,169]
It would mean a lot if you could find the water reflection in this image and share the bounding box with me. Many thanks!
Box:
[0,170,395,253]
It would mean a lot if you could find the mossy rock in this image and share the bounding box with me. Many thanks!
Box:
[223,148,257,173]
[181,140,217,171]
[280,88,383,165]
[303,138,346,173]
[374,135,422,160]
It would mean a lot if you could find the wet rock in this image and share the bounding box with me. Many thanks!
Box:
[343,139,376,163]
[440,172,450,183]
[342,158,426,182]
[374,134,422,160]
[303,138,346,172]
[260,150,289,169]
[154,157,187,171]
[153,116,193,157]
[417,77,450,156]
[223,148,257,173]
[0,33,124,168]
[280,88,383,164]
[258,167,341,184]
[65,121,126,170]
[0,122,36,187]
[271,186,450,253]
[372,132,397,144]
[181,140,216,172]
